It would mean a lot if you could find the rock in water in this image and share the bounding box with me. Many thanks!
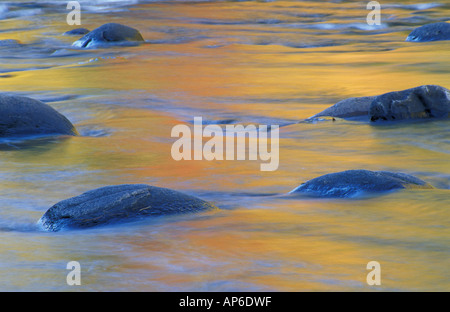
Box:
[290,170,433,198]
[0,94,78,138]
[369,85,450,122]
[309,85,449,122]
[72,23,144,48]
[406,22,450,42]
[64,28,90,36]
[309,96,376,119]
[38,184,218,231]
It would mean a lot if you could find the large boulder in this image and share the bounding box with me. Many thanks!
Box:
[289,170,433,198]
[406,22,450,42]
[369,85,450,122]
[72,23,144,48]
[0,94,78,138]
[38,184,218,231]
[309,85,449,122]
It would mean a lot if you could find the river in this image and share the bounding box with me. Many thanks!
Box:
[0,0,449,291]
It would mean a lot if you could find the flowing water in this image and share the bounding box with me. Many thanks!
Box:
[0,0,449,291]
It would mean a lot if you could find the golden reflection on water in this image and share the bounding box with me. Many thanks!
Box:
[0,0,449,291]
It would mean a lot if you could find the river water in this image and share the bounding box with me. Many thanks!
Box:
[0,0,449,291]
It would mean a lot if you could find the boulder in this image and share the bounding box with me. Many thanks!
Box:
[309,85,449,122]
[289,170,433,198]
[369,85,450,122]
[38,184,218,231]
[0,93,78,138]
[406,22,450,42]
[72,23,144,48]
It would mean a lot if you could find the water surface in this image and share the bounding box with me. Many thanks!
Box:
[0,0,449,291]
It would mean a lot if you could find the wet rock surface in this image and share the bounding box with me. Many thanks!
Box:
[0,93,78,138]
[309,96,376,119]
[64,28,90,36]
[290,170,433,198]
[406,22,450,42]
[309,85,449,122]
[72,23,144,48]
[38,184,218,231]
[369,85,450,122]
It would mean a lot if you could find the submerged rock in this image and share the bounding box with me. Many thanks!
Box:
[0,94,78,138]
[38,184,218,231]
[309,85,449,122]
[64,28,90,36]
[0,39,22,47]
[406,22,450,42]
[290,170,433,198]
[72,23,144,48]
[369,85,450,122]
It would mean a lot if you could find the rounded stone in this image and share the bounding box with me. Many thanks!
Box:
[38,184,218,231]
[0,93,78,138]
[72,23,144,48]
[406,22,450,42]
[64,28,90,36]
[290,170,433,198]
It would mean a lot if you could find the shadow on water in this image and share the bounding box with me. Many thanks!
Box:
[0,135,72,152]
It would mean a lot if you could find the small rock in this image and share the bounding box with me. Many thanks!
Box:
[406,22,450,42]
[38,184,218,231]
[64,28,90,36]
[0,93,78,138]
[290,169,433,198]
[72,23,144,48]
[369,85,450,122]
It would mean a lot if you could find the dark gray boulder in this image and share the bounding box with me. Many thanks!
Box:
[64,28,90,36]
[290,170,433,198]
[38,184,218,231]
[369,85,450,122]
[72,23,144,48]
[0,94,78,138]
[309,85,449,122]
[406,22,450,42]
[309,96,376,119]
